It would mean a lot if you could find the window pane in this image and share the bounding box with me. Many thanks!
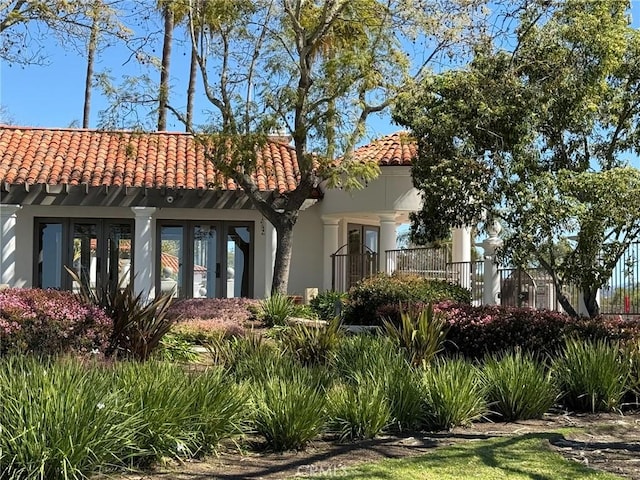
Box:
[38,223,63,288]
[227,226,251,298]
[364,228,379,253]
[193,225,217,298]
[160,226,183,297]
[72,224,98,293]
[107,224,132,290]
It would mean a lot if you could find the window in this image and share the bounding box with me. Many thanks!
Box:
[34,218,133,292]
[157,221,253,298]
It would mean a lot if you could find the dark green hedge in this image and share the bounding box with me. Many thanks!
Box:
[343,273,471,325]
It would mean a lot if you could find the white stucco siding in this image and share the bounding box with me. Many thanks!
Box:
[288,204,324,296]
[319,166,421,219]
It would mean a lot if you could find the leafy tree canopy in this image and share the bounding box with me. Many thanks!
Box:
[393,0,640,317]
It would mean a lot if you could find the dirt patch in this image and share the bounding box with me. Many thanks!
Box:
[115,412,640,480]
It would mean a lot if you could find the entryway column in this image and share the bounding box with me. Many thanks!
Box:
[263,218,276,297]
[480,221,503,305]
[0,205,21,287]
[379,213,397,274]
[131,207,156,302]
[452,227,472,289]
[322,216,339,291]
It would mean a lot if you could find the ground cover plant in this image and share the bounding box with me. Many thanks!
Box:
[0,288,111,356]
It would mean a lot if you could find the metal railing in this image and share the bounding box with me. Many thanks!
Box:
[386,246,450,279]
[331,248,379,292]
[334,242,640,316]
[600,241,639,317]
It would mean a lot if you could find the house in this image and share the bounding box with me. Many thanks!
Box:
[0,126,472,300]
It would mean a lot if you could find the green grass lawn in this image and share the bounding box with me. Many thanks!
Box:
[305,433,623,479]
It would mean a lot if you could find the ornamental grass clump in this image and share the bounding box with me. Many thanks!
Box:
[279,316,344,366]
[482,350,558,421]
[257,293,296,327]
[112,361,250,462]
[252,364,328,451]
[554,338,631,413]
[331,335,424,431]
[423,357,487,430]
[327,376,391,441]
[383,303,448,367]
[0,356,142,480]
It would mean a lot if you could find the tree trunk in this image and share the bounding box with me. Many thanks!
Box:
[270,211,298,295]
[158,4,173,131]
[83,5,100,129]
[583,287,600,318]
[186,27,198,131]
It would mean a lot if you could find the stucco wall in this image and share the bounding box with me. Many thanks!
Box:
[319,166,420,219]
[287,203,324,296]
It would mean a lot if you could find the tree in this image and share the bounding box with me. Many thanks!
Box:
[393,0,640,317]
[157,0,175,131]
[168,0,487,295]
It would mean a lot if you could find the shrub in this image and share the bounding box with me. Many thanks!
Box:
[252,365,328,451]
[257,293,296,327]
[437,303,575,359]
[437,303,640,360]
[0,288,111,356]
[67,267,176,361]
[423,357,487,430]
[482,350,558,421]
[0,356,142,480]
[279,317,344,366]
[327,377,391,441]
[383,303,448,367]
[310,290,348,321]
[344,274,471,326]
[553,338,631,413]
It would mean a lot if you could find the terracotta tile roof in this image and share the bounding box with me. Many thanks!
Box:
[351,132,417,166]
[0,126,300,193]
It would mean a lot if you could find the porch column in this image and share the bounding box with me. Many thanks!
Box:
[379,213,397,274]
[131,207,156,302]
[480,221,502,305]
[452,227,472,289]
[263,218,276,297]
[0,205,21,287]
[322,216,339,291]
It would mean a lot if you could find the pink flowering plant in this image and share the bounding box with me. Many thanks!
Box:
[0,288,111,356]
[166,298,259,344]
[435,302,640,359]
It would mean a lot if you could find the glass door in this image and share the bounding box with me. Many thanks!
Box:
[226,225,252,298]
[193,224,218,298]
[159,225,184,297]
[72,223,98,293]
[106,223,133,291]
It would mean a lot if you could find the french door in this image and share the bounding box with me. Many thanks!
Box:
[157,221,252,298]
[35,219,133,292]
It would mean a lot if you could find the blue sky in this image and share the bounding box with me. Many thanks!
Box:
[2,2,640,156]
